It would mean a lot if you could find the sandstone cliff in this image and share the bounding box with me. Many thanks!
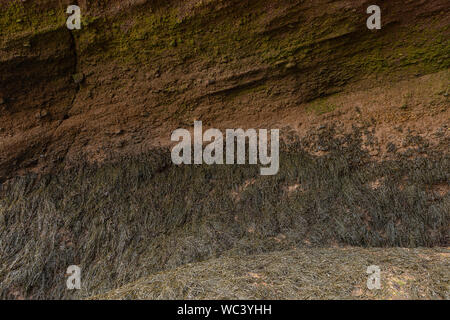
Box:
[0,0,448,299]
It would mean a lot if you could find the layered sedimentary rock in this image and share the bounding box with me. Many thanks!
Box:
[0,0,448,299]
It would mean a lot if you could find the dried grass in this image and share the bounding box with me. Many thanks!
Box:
[0,125,448,299]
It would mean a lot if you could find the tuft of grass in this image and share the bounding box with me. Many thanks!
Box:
[0,126,448,299]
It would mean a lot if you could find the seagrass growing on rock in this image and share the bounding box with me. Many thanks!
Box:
[0,0,448,300]
[0,126,448,299]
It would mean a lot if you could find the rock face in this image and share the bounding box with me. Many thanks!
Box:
[0,0,448,300]
[0,0,449,181]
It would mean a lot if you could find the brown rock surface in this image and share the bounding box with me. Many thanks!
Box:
[0,0,448,181]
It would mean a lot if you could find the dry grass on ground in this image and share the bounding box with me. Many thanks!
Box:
[93,247,449,300]
[0,127,448,299]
